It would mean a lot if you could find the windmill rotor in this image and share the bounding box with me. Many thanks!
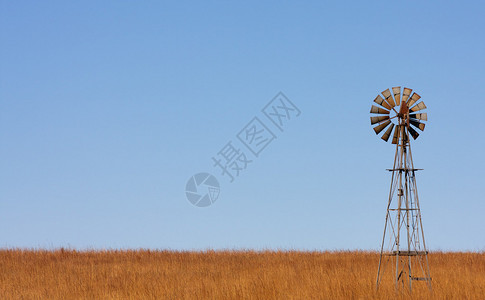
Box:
[370,86,427,144]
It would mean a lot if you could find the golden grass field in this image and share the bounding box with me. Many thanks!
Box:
[0,249,484,299]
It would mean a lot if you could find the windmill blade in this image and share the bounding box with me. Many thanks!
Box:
[399,99,409,115]
[408,126,420,139]
[370,115,390,125]
[374,95,392,110]
[410,113,427,121]
[382,89,396,107]
[410,101,427,112]
[392,87,401,104]
[409,119,426,131]
[381,123,395,142]
[370,105,390,114]
[407,92,421,108]
[402,87,413,102]
[392,125,400,144]
[373,120,391,134]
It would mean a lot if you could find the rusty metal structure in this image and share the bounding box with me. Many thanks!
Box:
[370,87,432,291]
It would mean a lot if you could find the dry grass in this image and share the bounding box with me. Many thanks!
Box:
[0,249,484,299]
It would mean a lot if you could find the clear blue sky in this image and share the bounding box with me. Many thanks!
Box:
[1,1,484,251]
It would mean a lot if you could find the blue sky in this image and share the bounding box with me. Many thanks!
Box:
[1,1,484,251]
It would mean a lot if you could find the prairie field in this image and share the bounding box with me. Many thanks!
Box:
[0,249,484,299]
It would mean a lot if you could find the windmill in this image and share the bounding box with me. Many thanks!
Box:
[370,87,432,291]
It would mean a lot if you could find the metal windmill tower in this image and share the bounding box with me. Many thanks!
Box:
[370,87,432,291]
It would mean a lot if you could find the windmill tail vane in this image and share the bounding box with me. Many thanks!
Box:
[371,86,432,292]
